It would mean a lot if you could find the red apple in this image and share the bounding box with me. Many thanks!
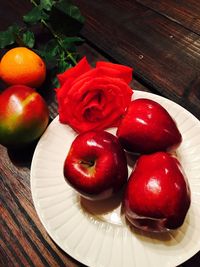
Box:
[0,85,49,147]
[117,98,182,154]
[124,152,191,232]
[63,130,128,200]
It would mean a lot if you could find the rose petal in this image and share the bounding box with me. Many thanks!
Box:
[57,56,91,86]
[67,68,132,100]
[96,61,133,84]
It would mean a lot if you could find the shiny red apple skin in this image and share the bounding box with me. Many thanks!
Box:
[64,131,128,200]
[117,98,182,154]
[0,85,49,147]
[124,152,191,232]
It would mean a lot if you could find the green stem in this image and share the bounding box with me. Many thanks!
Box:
[30,0,37,7]
[41,19,77,65]
[29,0,77,65]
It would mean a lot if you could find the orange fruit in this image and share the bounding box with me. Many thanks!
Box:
[0,47,46,88]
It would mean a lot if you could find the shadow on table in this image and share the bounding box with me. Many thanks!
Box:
[7,141,38,168]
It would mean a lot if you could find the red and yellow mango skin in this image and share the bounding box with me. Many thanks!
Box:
[0,85,49,147]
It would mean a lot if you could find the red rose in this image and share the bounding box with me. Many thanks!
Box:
[56,57,133,133]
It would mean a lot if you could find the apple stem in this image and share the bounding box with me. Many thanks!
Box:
[80,160,95,167]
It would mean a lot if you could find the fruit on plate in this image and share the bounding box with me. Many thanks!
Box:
[117,98,182,154]
[124,152,191,232]
[63,130,128,200]
[0,85,49,147]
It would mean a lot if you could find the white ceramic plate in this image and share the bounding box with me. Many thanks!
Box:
[31,91,200,267]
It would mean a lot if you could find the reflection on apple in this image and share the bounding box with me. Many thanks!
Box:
[63,130,128,201]
[123,152,191,232]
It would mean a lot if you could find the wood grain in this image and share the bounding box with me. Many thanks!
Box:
[73,0,200,119]
[0,1,31,30]
[137,0,200,35]
[0,144,81,267]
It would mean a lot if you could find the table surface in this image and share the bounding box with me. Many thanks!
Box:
[0,1,200,266]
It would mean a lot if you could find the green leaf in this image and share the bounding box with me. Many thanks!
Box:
[22,31,35,48]
[23,6,49,24]
[0,25,19,49]
[45,39,61,56]
[62,36,84,44]
[58,58,71,73]
[55,0,85,24]
[59,36,83,50]
[39,39,61,67]
[36,49,55,62]
[40,0,55,11]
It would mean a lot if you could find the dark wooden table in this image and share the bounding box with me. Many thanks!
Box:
[0,1,200,266]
